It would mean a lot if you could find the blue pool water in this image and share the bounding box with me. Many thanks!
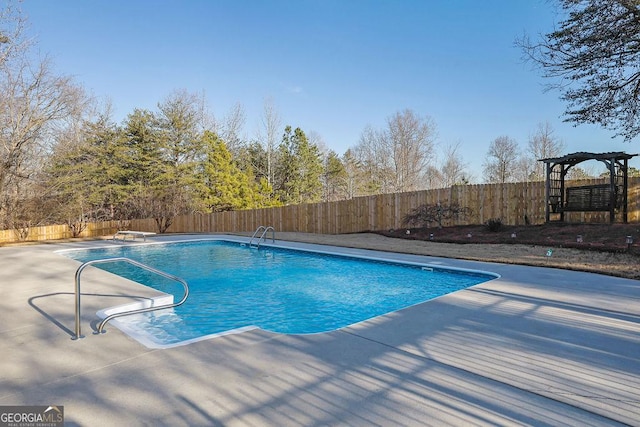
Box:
[63,239,495,346]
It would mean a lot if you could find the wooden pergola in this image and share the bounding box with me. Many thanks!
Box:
[539,151,637,223]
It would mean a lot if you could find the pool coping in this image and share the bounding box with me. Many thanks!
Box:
[2,232,639,425]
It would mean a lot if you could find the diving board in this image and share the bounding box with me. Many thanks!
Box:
[113,231,156,242]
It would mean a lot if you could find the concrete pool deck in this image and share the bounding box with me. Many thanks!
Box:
[1,233,639,426]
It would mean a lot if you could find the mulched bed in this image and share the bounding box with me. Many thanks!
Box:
[377,222,640,254]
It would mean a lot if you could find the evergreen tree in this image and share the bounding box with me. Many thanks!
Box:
[43,112,127,233]
[252,176,281,208]
[275,126,323,205]
[201,131,253,212]
[82,113,139,217]
[322,150,348,201]
[122,109,162,188]
[132,92,207,232]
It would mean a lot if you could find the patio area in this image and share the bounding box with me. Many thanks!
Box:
[1,233,639,426]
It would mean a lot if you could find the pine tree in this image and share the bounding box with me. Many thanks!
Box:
[275,126,323,205]
[322,150,348,201]
[201,131,253,212]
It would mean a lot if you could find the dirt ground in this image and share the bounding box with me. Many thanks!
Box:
[375,222,640,280]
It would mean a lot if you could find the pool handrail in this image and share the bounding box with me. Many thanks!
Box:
[249,225,266,245]
[249,225,275,248]
[73,257,189,340]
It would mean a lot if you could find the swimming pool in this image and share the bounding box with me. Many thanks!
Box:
[62,238,498,348]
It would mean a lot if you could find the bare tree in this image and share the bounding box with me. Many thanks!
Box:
[306,130,327,153]
[566,166,596,181]
[353,125,394,194]
[527,121,565,181]
[341,149,364,199]
[219,102,246,156]
[518,1,640,141]
[0,2,90,231]
[402,203,471,228]
[423,165,443,190]
[385,109,436,192]
[483,136,520,183]
[0,1,29,68]
[437,142,470,188]
[0,56,87,227]
[513,156,535,183]
[256,97,281,185]
[354,109,436,193]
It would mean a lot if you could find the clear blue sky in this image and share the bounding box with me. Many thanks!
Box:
[19,0,640,179]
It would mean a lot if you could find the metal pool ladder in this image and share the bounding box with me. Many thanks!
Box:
[73,257,189,340]
[249,225,275,248]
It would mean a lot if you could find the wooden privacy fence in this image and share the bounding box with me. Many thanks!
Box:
[0,220,120,244]
[133,177,640,235]
[2,178,639,244]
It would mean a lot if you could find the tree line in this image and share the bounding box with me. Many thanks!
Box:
[2,1,640,235]
[5,87,455,234]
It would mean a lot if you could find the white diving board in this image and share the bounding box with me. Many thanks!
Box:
[113,231,156,242]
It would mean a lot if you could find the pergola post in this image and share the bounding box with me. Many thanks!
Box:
[623,157,629,223]
[608,159,615,223]
[544,162,551,223]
